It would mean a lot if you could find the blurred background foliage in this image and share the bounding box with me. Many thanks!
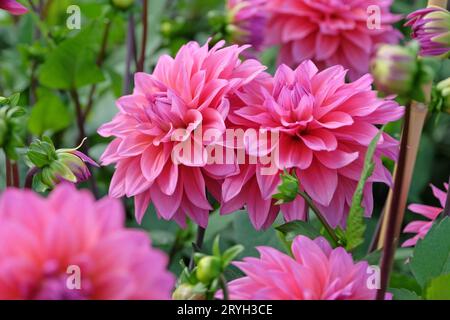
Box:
[0,0,448,281]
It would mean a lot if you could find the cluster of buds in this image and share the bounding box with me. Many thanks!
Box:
[431,78,450,114]
[26,137,98,192]
[406,6,450,58]
[0,93,26,161]
[172,237,243,300]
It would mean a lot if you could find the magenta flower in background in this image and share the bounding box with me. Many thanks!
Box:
[265,0,402,80]
[223,235,382,300]
[224,60,404,228]
[99,40,265,228]
[405,6,450,57]
[0,0,28,15]
[0,184,174,300]
[402,182,449,247]
[226,0,268,56]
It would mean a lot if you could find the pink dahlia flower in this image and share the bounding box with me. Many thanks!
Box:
[224,61,404,228]
[225,235,381,300]
[265,0,402,80]
[226,0,268,56]
[405,6,450,57]
[0,184,174,300]
[99,40,265,228]
[0,0,28,15]
[402,182,448,247]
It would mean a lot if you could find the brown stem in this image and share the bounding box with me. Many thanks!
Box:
[69,89,99,198]
[123,13,136,95]
[5,158,12,187]
[189,225,206,270]
[83,20,112,121]
[11,162,19,188]
[25,167,39,189]
[137,0,148,72]
[298,190,339,246]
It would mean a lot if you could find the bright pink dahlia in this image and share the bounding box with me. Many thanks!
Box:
[265,0,402,80]
[0,0,28,15]
[0,184,174,300]
[224,61,404,228]
[225,235,380,300]
[402,182,449,247]
[226,0,268,56]
[98,40,264,228]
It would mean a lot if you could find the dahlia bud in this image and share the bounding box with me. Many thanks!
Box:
[225,0,267,56]
[436,78,450,113]
[405,6,450,58]
[26,137,98,191]
[371,44,419,96]
[273,170,299,205]
[111,0,134,10]
[0,94,26,160]
[196,256,222,284]
[172,284,206,300]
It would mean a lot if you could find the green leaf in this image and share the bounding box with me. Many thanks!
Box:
[276,220,322,242]
[425,274,450,300]
[411,217,450,288]
[390,288,421,300]
[222,245,244,268]
[28,90,71,135]
[212,236,221,257]
[38,25,104,89]
[344,126,384,251]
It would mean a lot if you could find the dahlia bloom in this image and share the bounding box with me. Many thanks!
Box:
[265,0,402,80]
[0,0,28,15]
[402,183,448,247]
[0,184,174,299]
[226,0,268,55]
[224,61,404,228]
[406,6,450,57]
[225,235,381,300]
[99,40,264,227]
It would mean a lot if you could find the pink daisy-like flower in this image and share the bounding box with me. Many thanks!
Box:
[226,0,268,56]
[0,184,174,300]
[265,0,402,80]
[224,235,382,300]
[405,6,450,57]
[0,0,28,15]
[98,40,265,228]
[402,182,449,247]
[224,61,404,228]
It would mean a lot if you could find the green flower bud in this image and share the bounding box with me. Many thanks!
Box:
[273,170,299,204]
[26,137,98,191]
[371,43,419,96]
[196,256,222,284]
[111,0,134,10]
[172,284,206,300]
[436,78,450,113]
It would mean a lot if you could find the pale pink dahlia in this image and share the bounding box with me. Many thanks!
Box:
[225,235,380,300]
[266,0,402,80]
[0,0,28,15]
[0,184,174,300]
[402,182,449,247]
[98,40,265,227]
[226,0,268,55]
[224,61,404,228]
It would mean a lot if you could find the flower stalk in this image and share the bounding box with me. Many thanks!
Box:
[189,225,207,270]
[137,0,148,72]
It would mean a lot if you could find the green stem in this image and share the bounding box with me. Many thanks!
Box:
[297,190,339,246]
[220,275,229,301]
